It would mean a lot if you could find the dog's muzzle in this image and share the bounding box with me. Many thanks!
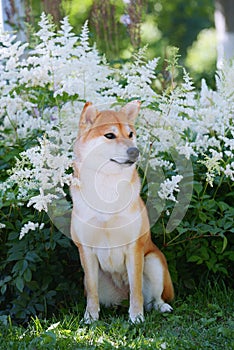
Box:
[126,147,140,163]
[110,147,140,166]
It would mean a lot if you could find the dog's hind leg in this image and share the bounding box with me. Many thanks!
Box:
[143,252,174,313]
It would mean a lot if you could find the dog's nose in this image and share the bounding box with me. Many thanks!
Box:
[127,147,140,161]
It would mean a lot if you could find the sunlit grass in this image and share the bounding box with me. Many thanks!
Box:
[0,284,233,349]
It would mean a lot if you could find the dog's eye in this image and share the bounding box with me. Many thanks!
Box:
[104,133,116,139]
[129,131,134,138]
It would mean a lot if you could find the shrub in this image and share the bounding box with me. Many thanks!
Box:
[0,14,233,322]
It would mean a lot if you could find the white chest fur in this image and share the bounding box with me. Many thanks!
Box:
[71,162,142,249]
[94,245,127,274]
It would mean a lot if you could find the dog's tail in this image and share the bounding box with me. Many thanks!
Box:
[162,268,174,302]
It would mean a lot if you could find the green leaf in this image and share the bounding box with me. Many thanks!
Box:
[15,276,24,292]
[193,182,203,195]
[0,276,12,286]
[7,251,24,262]
[12,260,28,276]
[217,201,230,212]
[221,236,228,253]
[23,268,32,282]
[198,211,207,222]
[187,255,201,263]
[0,315,8,326]
[42,331,57,345]
[25,251,41,262]
[1,285,7,294]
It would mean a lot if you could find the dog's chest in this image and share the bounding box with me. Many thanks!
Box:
[94,247,129,286]
[72,210,142,249]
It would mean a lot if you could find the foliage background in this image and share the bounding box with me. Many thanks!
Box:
[25,0,216,84]
[0,2,233,324]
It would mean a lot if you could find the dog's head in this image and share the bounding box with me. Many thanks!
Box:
[74,101,141,173]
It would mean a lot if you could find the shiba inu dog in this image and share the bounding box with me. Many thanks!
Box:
[70,101,174,323]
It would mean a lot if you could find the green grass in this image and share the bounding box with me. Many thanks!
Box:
[0,284,233,349]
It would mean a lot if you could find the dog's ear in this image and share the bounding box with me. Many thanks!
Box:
[121,100,141,123]
[78,102,98,135]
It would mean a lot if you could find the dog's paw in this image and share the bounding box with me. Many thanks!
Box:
[129,312,145,324]
[157,303,173,313]
[82,310,99,324]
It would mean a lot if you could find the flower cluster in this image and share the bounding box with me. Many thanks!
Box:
[1,14,234,238]
[158,175,183,203]
[19,221,45,240]
[138,68,234,188]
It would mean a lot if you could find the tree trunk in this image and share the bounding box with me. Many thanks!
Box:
[215,0,234,68]
[42,0,62,24]
[0,0,26,41]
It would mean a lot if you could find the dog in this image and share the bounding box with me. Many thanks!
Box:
[70,101,174,323]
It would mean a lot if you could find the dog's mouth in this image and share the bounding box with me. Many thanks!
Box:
[110,158,136,166]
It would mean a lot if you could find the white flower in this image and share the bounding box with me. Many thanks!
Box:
[199,151,222,186]
[0,223,6,229]
[35,12,55,42]
[223,163,234,181]
[149,158,173,170]
[158,175,183,202]
[19,221,44,240]
[27,188,59,212]
[177,143,197,159]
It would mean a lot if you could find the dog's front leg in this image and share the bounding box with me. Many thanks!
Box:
[126,246,144,323]
[79,246,100,323]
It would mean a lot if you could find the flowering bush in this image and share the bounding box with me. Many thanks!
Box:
[0,14,234,321]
